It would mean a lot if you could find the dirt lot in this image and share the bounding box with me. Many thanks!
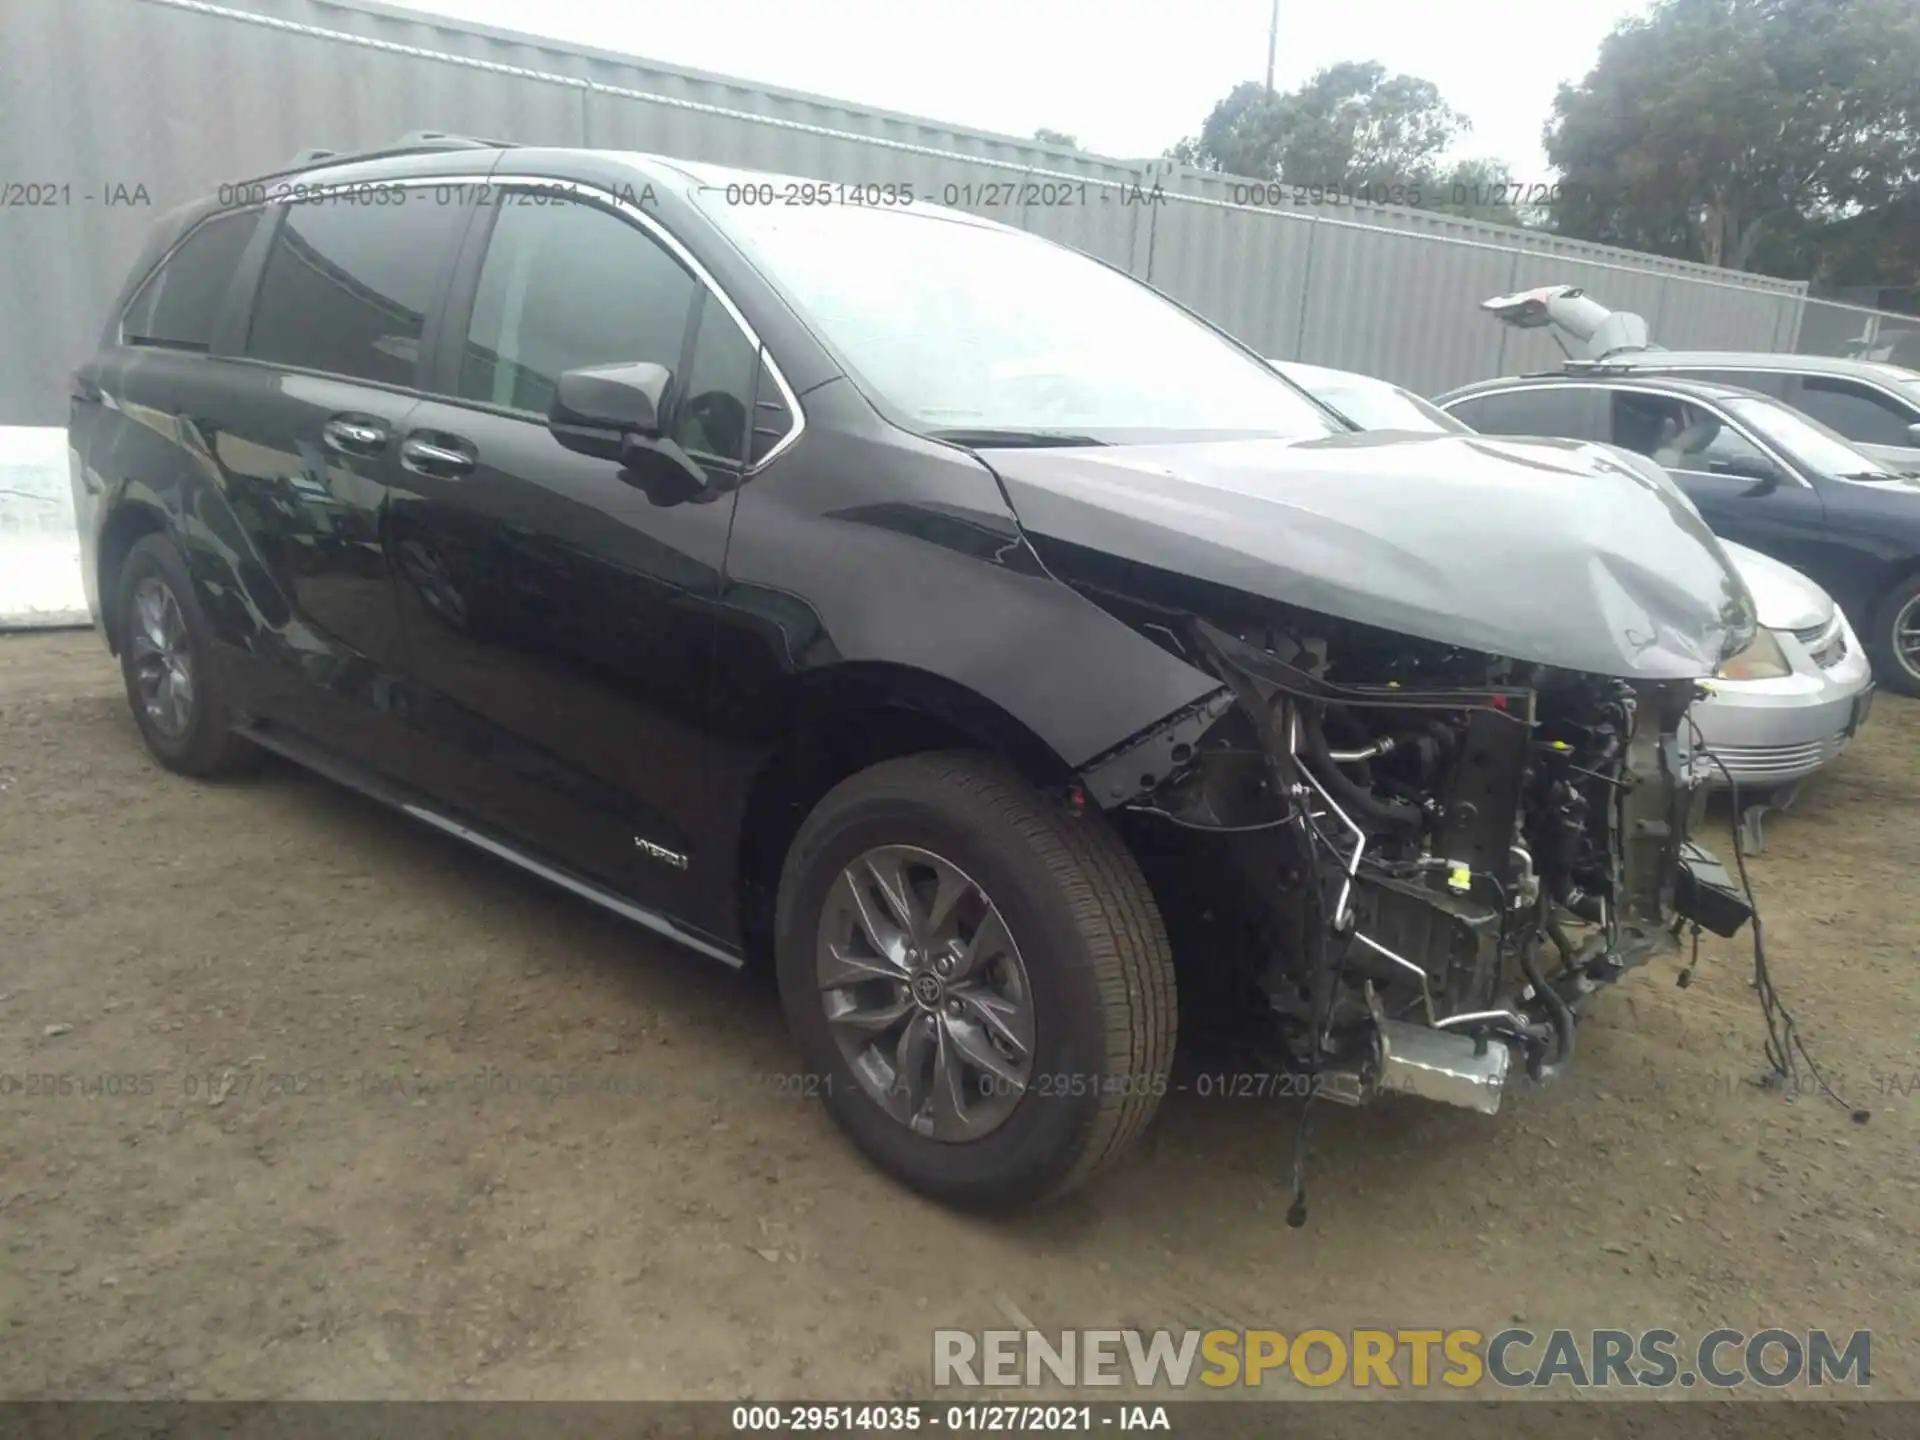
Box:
[2,627,1917,1403]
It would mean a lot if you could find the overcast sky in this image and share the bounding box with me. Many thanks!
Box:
[386,0,1654,178]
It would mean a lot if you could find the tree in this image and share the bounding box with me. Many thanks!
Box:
[1169,63,1469,193]
[1163,63,1538,226]
[1429,157,1529,229]
[1032,128,1081,151]
[1546,0,1920,272]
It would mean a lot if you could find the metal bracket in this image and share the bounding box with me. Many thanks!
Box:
[1738,782,1799,857]
[1076,688,1236,807]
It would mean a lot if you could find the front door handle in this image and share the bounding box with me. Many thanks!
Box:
[400,434,477,479]
[322,415,388,455]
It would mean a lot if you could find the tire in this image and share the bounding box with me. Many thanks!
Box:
[774,751,1175,1210]
[1869,572,1920,698]
[114,533,258,777]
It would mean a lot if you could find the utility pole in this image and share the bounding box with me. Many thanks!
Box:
[1265,0,1278,94]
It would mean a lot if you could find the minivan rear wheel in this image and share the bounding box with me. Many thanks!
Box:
[774,752,1175,1209]
[115,534,258,776]
[1870,572,1920,697]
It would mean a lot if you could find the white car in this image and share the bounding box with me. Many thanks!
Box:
[1270,360,1875,815]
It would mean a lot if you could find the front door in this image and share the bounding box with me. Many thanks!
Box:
[389,185,762,933]
[1605,390,1829,577]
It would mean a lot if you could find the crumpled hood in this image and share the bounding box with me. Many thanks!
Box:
[983,429,1754,679]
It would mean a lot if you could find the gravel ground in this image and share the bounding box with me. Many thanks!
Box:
[2,628,1916,1404]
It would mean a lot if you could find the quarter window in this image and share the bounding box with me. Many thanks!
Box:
[121,210,263,352]
[1668,369,1789,399]
[1788,377,1918,448]
[1445,387,1605,441]
[672,294,760,467]
[245,198,466,387]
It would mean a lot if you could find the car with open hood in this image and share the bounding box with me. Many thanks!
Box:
[1273,360,1875,799]
[70,135,1751,1212]
[1478,283,1920,475]
[1434,368,1920,698]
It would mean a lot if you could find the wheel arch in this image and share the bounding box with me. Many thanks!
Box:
[733,661,1079,961]
[1871,552,1920,610]
[1867,554,1920,685]
[96,500,171,654]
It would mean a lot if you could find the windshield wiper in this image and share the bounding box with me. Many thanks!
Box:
[1839,469,1902,482]
[925,427,1106,449]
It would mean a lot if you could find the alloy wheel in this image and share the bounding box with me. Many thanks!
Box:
[128,576,195,740]
[814,844,1035,1140]
[1896,594,1920,683]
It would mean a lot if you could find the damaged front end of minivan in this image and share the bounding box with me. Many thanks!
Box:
[988,431,1759,1122]
[1087,606,1728,1117]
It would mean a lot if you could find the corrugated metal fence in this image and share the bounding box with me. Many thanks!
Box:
[8,0,1894,435]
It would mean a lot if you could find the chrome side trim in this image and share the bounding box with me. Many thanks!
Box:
[402,804,744,969]
[244,171,805,475]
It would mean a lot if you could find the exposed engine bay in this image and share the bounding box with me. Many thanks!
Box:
[1072,588,1754,1119]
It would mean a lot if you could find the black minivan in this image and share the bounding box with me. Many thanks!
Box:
[71,135,1749,1210]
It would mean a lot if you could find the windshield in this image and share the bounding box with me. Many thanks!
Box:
[1722,396,1898,478]
[700,195,1340,439]
[1296,376,1467,434]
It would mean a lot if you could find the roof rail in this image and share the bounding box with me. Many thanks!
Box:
[243,131,521,187]
[1517,363,1633,378]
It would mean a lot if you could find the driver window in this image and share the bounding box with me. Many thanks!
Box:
[1609,393,1767,473]
[460,194,696,416]
[1691,418,1771,473]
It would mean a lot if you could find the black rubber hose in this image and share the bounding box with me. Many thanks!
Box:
[1554,882,1606,925]
[1522,901,1578,1083]
[1298,706,1423,831]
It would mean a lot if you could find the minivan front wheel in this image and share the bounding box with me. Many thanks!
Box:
[775,752,1176,1210]
[1871,572,1920,697]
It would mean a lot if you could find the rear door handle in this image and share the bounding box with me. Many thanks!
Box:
[400,434,477,479]
[323,416,388,455]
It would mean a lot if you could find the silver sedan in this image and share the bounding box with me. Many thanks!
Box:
[1267,359,1875,804]
[1685,541,1874,791]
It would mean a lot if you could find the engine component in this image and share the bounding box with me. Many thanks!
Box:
[1673,841,1755,938]
[1371,1018,1512,1115]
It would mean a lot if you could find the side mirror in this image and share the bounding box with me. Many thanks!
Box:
[547,362,711,507]
[1708,454,1782,492]
[549,362,671,450]
[1906,421,1920,446]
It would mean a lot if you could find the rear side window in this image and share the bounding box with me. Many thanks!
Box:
[1447,387,1605,441]
[121,210,263,351]
[1788,376,1918,447]
[1667,368,1789,398]
[459,195,697,415]
[245,198,467,387]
